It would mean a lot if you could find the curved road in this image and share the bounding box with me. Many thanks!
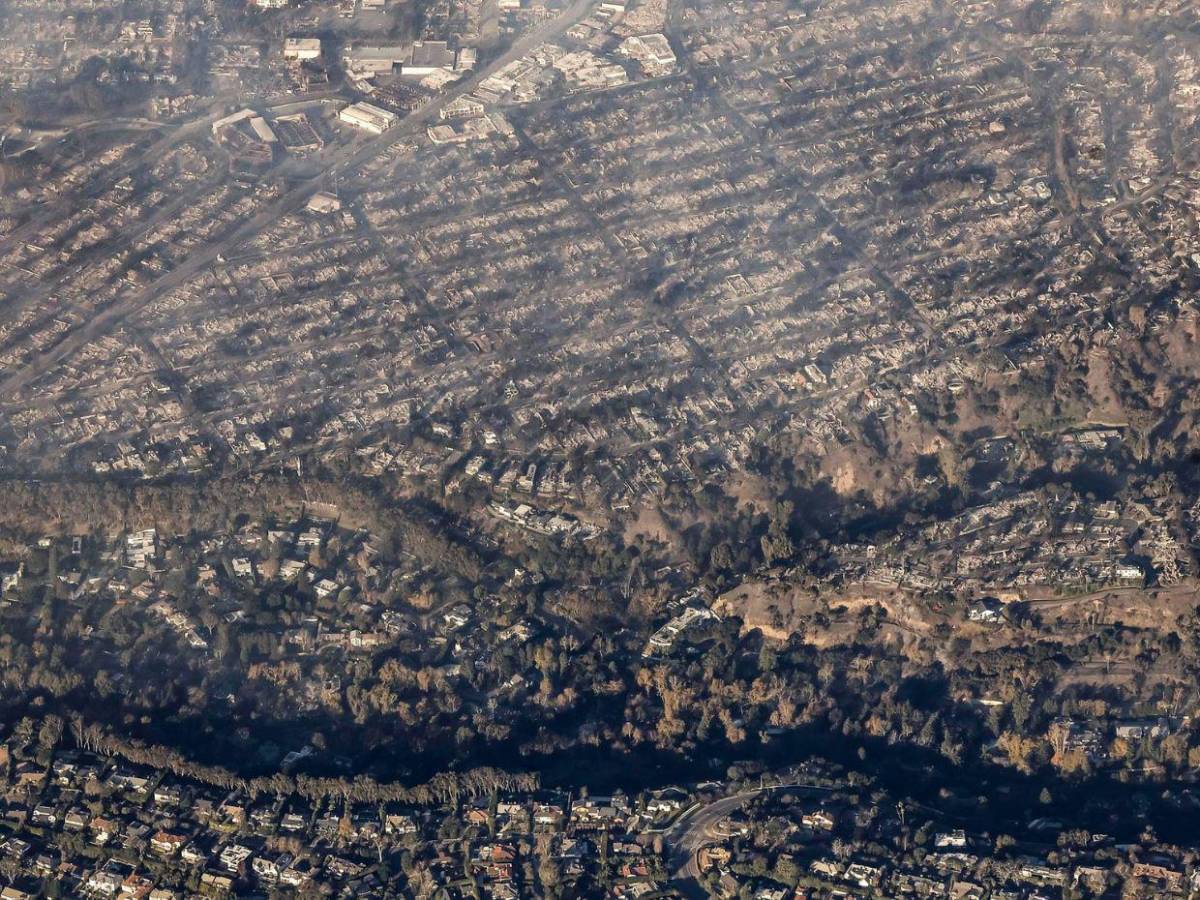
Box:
[663,782,833,897]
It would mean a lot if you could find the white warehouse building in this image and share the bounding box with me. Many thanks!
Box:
[338,101,399,134]
[283,38,322,61]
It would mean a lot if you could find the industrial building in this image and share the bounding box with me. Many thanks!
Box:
[402,41,457,76]
[338,101,399,134]
[248,117,277,144]
[274,114,324,151]
[210,108,256,136]
[343,42,461,78]
[283,38,322,61]
[343,45,409,75]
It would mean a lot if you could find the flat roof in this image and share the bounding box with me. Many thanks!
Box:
[344,101,396,119]
[345,45,408,60]
[410,41,455,68]
[249,117,277,143]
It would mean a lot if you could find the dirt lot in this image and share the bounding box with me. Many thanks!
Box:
[716,573,1200,693]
